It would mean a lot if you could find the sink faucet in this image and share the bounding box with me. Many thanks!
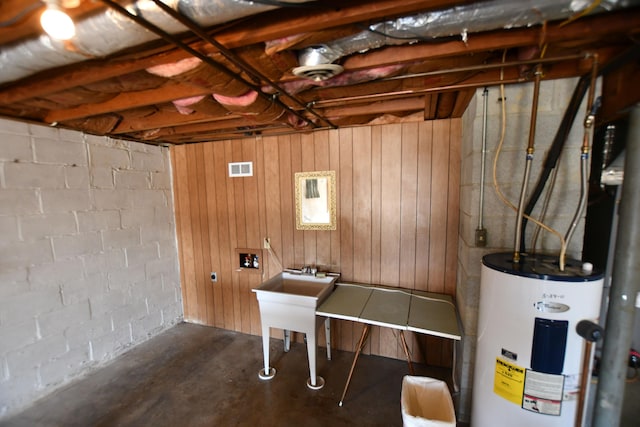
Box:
[302,265,318,275]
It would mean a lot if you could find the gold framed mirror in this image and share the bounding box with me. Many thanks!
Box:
[295,170,337,230]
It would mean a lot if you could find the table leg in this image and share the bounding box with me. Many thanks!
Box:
[339,324,370,406]
[399,330,414,375]
[284,329,290,352]
[325,318,332,360]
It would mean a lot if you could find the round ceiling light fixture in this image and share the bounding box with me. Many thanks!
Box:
[292,64,344,82]
[292,45,343,82]
[40,1,76,40]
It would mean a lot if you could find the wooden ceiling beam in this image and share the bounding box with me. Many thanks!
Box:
[322,97,425,117]
[112,109,238,134]
[451,89,476,118]
[0,0,466,103]
[46,82,208,123]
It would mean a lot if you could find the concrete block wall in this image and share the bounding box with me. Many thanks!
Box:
[0,118,183,417]
[455,78,593,422]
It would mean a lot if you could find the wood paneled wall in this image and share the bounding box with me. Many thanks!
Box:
[171,120,461,366]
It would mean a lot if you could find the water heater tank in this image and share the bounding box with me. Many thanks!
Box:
[472,252,603,427]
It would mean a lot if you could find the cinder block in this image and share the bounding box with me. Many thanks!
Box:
[111,299,148,322]
[38,346,90,388]
[37,302,91,339]
[131,150,165,172]
[4,162,65,189]
[145,285,174,310]
[63,312,112,350]
[0,215,19,243]
[77,210,120,233]
[0,118,29,135]
[0,319,38,355]
[157,239,179,259]
[89,326,131,361]
[82,250,126,275]
[153,206,174,225]
[129,278,161,301]
[20,213,77,240]
[131,313,163,342]
[28,124,58,139]
[92,188,133,210]
[120,207,154,228]
[140,224,173,244]
[0,134,32,162]
[90,167,114,189]
[62,273,108,306]
[1,356,8,381]
[28,259,85,288]
[0,368,39,415]
[41,189,91,213]
[0,189,40,215]
[0,269,28,299]
[126,243,159,267]
[58,128,84,143]
[108,265,145,291]
[52,232,102,259]
[161,304,184,325]
[88,290,127,319]
[102,228,140,249]
[34,138,87,166]
[145,257,176,280]
[114,170,150,189]
[151,171,171,190]
[89,145,130,169]
[0,239,54,271]
[131,189,167,208]
[0,288,62,327]
[5,335,68,375]
[65,165,90,189]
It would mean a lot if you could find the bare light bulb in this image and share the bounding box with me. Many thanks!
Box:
[40,5,76,40]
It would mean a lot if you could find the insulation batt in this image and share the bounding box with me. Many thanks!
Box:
[146,57,247,96]
[214,91,286,123]
[172,95,206,114]
[265,64,405,95]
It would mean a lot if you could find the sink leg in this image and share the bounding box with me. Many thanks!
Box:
[258,325,276,380]
[306,330,324,390]
[325,318,332,360]
[284,329,290,352]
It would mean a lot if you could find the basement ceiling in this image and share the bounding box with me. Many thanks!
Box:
[0,0,639,145]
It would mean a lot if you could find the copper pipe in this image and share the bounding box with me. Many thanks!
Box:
[513,65,543,264]
[381,53,588,83]
[310,77,527,107]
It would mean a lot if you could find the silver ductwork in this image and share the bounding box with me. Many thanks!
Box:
[0,0,299,85]
[283,0,637,69]
[1,0,638,86]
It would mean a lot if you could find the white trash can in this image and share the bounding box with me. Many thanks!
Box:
[401,376,456,427]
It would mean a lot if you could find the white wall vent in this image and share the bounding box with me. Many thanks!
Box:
[228,161,253,177]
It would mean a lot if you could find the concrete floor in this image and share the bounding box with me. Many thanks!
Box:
[0,323,457,427]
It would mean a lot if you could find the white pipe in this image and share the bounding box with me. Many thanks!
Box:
[478,87,488,230]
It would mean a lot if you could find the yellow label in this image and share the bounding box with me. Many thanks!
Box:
[494,358,526,405]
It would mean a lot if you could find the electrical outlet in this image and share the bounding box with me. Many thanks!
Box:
[263,238,270,249]
[210,272,217,282]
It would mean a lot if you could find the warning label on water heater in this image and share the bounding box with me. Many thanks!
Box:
[494,358,525,405]
[522,370,564,416]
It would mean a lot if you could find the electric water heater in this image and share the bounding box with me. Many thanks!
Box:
[472,252,603,427]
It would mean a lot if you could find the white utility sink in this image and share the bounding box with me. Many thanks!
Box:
[253,271,339,389]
